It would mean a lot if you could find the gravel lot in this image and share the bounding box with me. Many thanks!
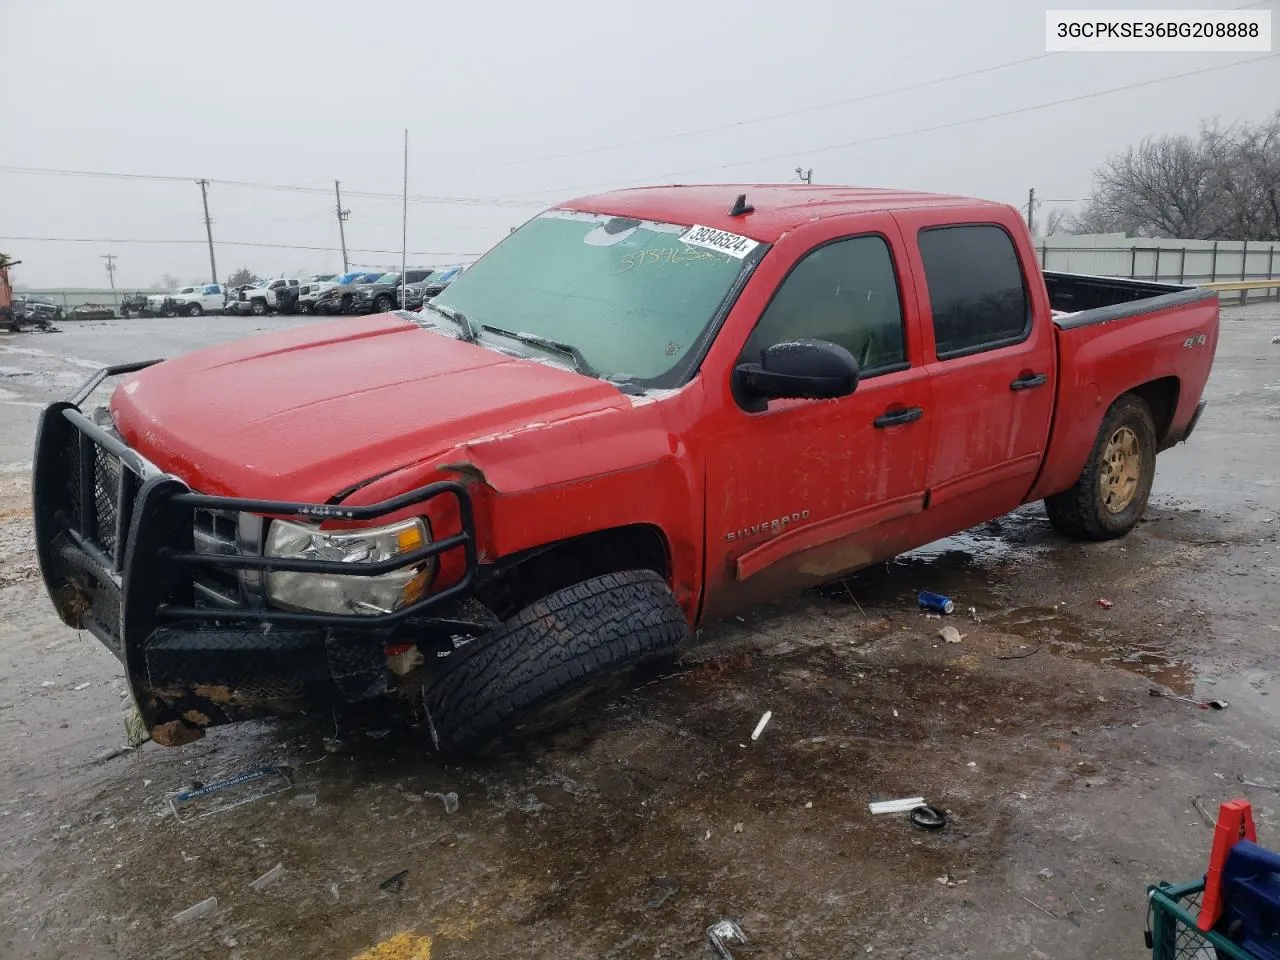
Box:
[0,305,1278,960]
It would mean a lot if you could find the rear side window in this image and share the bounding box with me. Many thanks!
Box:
[917,225,1029,359]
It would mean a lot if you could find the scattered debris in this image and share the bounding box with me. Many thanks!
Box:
[733,822,744,833]
[1096,599,1113,610]
[93,744,139,765]
[426,791,459,814]
[967,606,982,622]
[643,877,680,909]
[73,682,91,691]
[1237,775,1280,792]
[909,805,947,830]
[1038,868,1055,880]
[869,797,926,815]
[168,766,293,823]
[172,897,218,924]
[379,869,409,892]
[936,872,966,887]
[995,644,1042,661]
[291,793,318,809]
[1022,895,1058,919]
[805,801,813,809]
[40,681,55,688]
[938,625,964,644]
[248,863,285,891]
[967,762,977,768]
[1192,797,1216,827]
[1149,689,1230,710]
[918,591,955,614]
[1272,335,1280,344]
[707,919,748,960]
[751,710,772,741]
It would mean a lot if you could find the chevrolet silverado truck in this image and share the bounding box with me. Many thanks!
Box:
[32,185,1218,754]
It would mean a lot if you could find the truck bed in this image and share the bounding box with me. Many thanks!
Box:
[1043,270,1195,315]
[1026,271,1220,505]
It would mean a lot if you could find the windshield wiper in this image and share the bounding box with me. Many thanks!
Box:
[421,300,479,342]
[482,325,598,378]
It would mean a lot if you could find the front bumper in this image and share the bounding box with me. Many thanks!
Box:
[33,362,479,742]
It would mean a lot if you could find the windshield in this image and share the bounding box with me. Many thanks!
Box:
[432,210,758,383]
[374,273,400,285]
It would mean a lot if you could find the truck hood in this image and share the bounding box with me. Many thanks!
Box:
[109,312,629,502]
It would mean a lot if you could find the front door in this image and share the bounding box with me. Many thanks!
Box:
[702,220,931,621]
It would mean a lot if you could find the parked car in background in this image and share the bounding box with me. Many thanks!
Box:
[69,303,117,321]
[119,293,149,318]
[13,295,64,326]
[146,286,202,317]
[169,283,227,317]
[404,264,466,311]
[232,277,299,316]
[352,268,435,314]
[294,274,339,313]
[313,271,383,315]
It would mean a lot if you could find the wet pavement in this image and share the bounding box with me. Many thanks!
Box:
[1,305,1278,959]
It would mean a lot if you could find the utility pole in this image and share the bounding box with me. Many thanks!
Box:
[197,179,217,283]
[334,180,350,272]
[795,166,813,184]
[101,253,118,308]
[1027,187,1036,235]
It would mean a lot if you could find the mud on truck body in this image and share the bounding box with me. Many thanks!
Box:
[32,185,1219,754]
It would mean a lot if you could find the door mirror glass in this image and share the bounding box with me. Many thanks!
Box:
[734,339,859,402]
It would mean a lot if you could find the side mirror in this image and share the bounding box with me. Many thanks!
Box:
[734,339,859,403]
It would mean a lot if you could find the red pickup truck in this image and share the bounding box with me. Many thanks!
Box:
[33,185,1219,753]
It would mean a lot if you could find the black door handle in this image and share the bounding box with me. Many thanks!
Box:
[1011,372,1048,391]
[873,406,923,428]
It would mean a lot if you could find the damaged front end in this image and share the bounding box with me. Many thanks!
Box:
[33,362,484,745]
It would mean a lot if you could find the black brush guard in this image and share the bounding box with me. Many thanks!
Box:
[33,361,478,738]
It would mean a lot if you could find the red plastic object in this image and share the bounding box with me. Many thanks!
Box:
[1198,798,1257,932]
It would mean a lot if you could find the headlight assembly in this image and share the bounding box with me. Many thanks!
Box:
[264,518,432,616]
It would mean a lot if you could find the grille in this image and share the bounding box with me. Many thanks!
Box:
[93,449,122,554]
[192,508,244,608]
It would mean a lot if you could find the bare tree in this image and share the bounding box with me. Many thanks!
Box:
[1072,112,1280,240]
[1042,207,1073,236]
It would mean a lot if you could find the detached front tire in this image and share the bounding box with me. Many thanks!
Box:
[423,570,689,756]
[1045,394,1157,541]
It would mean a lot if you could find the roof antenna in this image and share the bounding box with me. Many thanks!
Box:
[728,193,754,217]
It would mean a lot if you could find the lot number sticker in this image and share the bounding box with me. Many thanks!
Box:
[678,224,759,260]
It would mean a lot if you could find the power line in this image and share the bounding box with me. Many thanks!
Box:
[423,0,1275,177]
[0,235,481,257]
[482,53,1279,201]
[0,165,546,209]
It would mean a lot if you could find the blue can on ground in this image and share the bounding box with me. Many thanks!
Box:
[918,591,955,614]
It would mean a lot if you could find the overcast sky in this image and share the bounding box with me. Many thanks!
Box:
[1,0,1276,289]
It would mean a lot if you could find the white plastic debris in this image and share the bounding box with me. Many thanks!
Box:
[751,711,772,741]
[73,682,91,691]
[425,791,459,814]
[249,863,284,891]
[868,797,926,815]
[173,897,218,924]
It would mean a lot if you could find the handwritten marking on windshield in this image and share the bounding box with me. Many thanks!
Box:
[616,247,732,272]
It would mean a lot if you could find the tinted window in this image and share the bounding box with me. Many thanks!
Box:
[917,225,1029,358]
[740,235,906,374]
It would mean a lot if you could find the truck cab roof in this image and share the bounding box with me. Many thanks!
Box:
[561,184,1003,243]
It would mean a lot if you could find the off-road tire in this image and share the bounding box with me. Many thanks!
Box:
[1045,394,1157,541]
[186,303,202,317]
[422,570,689,756]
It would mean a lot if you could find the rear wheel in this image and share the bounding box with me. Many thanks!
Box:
[186,303,203,317]
[1045,394,1157,541]
[422,570,689,756]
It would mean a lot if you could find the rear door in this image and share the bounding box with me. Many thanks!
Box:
[892,213,1056,544]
